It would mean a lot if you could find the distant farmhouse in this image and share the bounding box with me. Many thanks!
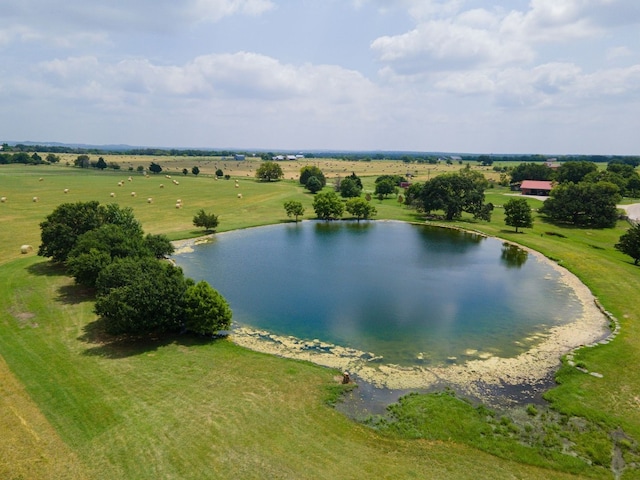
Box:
[234,154,245,161]
[520,180,554,196]
[545,158,561,170]
[273,154,304,161]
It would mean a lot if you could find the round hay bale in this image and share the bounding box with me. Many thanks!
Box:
[110,192,115,197]
[176,199,182,204]
[32,196,39,202]
[131,192,136,197]
[39,178,43,182]
[128,176,132,182]
[237,193,243,199]
[0,197,6,203]
[20,245,33,254]
[147,197,153,203]
[159,184,164,188]
[175,203,182,209]
[63,188,69,193]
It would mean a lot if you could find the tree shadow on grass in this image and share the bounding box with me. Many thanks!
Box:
[26,260,67,277]
[537,215,613,232]
[55,283,95,305]
[26,261,96,305]
[78,317,225,359]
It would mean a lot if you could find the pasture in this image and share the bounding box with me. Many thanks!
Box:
[52,152,491,183]
[1,160,640,478]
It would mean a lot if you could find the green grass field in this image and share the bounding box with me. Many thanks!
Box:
[1,162,639,479]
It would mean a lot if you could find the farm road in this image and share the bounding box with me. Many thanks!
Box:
[620,203,640,223]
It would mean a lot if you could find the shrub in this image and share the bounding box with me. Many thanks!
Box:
[183,281,232,335]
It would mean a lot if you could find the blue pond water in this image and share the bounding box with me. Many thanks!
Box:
[173,221,581,367]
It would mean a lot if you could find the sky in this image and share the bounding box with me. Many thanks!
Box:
[1,0,639,155]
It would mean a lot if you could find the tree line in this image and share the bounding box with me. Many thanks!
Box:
[38,201,232,337]
[0,151,61,165]
[4,143,638,165]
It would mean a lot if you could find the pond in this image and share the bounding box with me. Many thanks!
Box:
[173,221,584,368]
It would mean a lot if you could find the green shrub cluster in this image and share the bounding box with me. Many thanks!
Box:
[39,201,231,336]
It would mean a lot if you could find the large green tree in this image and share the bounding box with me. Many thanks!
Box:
[144,233,175,259]
[193,209,219,232]
[66,249,112,288]
[539,181,621,228]
[40,201,165,282]
[339,177,362,198]
[102,203,143,236]
[403,183,426,211]
[503,198,533,233]
[583,170,626,194]
[95,257,190,335]
[418,171,493,221]
[615,224,640,265]
[66,226,172,288]
[606,163,640,197]
[283,200,305,222]
[555,161,598,184]
[74,155,90,168]
[38,201,106,263]
[346,172,363,189]
[183,281,233,335]
[305,176,323,194]
[509,163,553,183]
[299,165,326,187]
[312,191,344,221]
[345,197,377,221]
[255,161,284,182]
[374,178,398,199]
[66,224,148,287]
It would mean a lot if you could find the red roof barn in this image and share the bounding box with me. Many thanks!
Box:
[520,180,553,196]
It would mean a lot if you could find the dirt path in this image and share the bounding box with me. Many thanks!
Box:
[620,203,640,223]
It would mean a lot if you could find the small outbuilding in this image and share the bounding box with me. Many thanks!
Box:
[520,180,553,196]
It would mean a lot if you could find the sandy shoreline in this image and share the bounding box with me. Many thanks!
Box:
[172,224,614,404]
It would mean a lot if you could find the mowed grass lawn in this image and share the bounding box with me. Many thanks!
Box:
[1,162,639,479]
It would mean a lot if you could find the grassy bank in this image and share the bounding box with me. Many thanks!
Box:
[1,162,639,478]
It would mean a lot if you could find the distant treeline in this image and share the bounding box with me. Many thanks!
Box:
[1,143,638,166]
[0,151,56,165]
[1,143,242,158]
[465,154,640,166]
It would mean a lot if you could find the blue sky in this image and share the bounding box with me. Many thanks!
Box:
[1,0,639,154]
